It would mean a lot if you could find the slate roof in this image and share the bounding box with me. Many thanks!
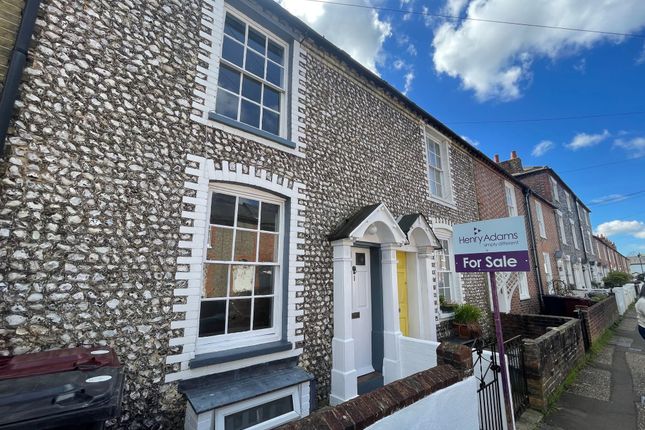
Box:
[328,203,382,241]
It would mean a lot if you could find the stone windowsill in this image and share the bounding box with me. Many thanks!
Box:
[208,112,296,149]
[189,340,293,369]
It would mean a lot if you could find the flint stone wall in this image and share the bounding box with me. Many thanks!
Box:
[0,0,485,427]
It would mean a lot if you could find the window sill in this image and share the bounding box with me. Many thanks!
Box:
[209,112,296,149]
[428,194,456,209]
[519,295,531,301]
[190,340,293,369]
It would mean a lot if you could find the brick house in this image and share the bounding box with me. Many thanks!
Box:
[594,235,630,278]
[498,152,595,291]
[0,1,499,428]
[474,154,560,314]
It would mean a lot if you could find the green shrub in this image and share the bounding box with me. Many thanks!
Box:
[453,303,483,324]
[603,271,632,288]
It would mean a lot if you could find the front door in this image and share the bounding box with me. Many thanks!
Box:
[396,251,409,336]
[352,248,373,376]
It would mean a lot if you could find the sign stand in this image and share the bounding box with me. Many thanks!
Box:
[489,272,513,429]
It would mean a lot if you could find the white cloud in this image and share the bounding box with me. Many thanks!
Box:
[531,140,555,157]
[461,135,480,147]
[566,129,610,150]
[573,58,586,73]
[590,194,629,205]
[403,71,415,95]
[432,0,645,101]
[595,220,645,239]
[614,137,645,158]
[277,0,391,74]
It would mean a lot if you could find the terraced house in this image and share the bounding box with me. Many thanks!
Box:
[0,0,509,428]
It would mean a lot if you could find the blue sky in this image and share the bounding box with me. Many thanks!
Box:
[278,0,645,256]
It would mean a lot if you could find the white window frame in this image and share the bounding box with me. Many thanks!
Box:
[557,211,567,245]
[504,182,518,217]
[214,385,302,430]
[425,127,454,206]
[197,183,285,354]
[543,252,553,290]
[570,218,579,249]
[434,226,462,318]
[518,272,530,300]
[535,201,546,239]
[550,178,559,202]
[565,192,572,211]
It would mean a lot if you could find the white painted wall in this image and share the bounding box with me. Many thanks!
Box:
[399,337,439,378]
[366,377,478,430]
[614,284,637,315]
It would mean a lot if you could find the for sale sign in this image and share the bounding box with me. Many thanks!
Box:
[452,216,530,273]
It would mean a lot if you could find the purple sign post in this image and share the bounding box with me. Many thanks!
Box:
[453,216,531,427]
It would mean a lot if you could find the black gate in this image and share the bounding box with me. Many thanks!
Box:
[504,336,529,418]
[473,339,504,430]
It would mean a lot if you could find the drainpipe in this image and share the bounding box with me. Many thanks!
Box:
[523,187,544,310]
[0,0,41,154]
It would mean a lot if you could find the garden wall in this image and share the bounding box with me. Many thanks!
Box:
[579,295,620,346]
[501,313,573,340]
[542,295,594,318]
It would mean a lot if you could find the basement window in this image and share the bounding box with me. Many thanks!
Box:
[214,386,301,430]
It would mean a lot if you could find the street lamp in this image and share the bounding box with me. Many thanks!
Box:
[639,253,644,275]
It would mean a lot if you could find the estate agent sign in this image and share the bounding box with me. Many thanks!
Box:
[453,216,530,273]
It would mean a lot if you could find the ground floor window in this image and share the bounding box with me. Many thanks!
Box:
[434,226,461,315]
[518,272,530,300]
[215,386,301,430]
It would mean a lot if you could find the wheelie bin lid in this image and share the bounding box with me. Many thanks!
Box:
[0,347,120,380]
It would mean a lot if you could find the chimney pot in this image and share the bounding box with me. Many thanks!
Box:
[494,154,500,163]
[511,150,518,160]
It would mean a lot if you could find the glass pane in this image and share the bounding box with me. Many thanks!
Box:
[215,89,239,120]
[222,37,244,67]
[199,301,226,337]
[204,264,228,298]
[266,61,283,87]
[263,86,280,111]
[235,230,257,262]
[207,227,233,261]
[260,202,280,232]
[230,265,254,296]
[245,49,265,77]
[255,266,274,295]
[224,396,293,430]
[237,198,259,228]
[224,14,246,42]
[227,299,252,333]
[242,76,262,103]
[240,99,261,128]
[253,297,273,330]
[261,109,280,136]
[210,193,237,226]
[268,41,284,65]
[248,28,266,54]
[258,232,278,262]
[218,64,241,94]
[442,272,452,301]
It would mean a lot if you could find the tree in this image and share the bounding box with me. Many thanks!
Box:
[603,271,632,288]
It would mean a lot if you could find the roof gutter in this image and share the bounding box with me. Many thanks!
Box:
[0,0,40,155]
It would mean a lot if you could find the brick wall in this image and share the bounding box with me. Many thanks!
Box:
[278,365,460,430]
[500,313,572,340]
[542,295,595,318]
[580,295,619,345]
[522,318,585,411]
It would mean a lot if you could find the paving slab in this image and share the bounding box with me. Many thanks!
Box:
[593,345,614,366]
[566,367,611,401]
[609,335,634,348]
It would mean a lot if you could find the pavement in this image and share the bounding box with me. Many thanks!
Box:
[534,307,645,430]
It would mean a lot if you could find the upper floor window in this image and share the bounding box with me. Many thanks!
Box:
[565,192,572,211]
[215,11,288,137]
[570,218,579,249]
[535,201,546,238]
[550,178,559,202]
[199,186,284,348]
[504,182,518,217]
[557,211,567,245]
[426,129,453,204]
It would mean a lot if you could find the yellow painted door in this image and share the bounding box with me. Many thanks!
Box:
[396,251,409,336]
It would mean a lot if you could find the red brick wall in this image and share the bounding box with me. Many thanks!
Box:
[581,295,620,345]
[517,173,552,203]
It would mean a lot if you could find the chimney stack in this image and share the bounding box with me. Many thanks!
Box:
[498,151,524,174]
[494,154,500,163]
[511,150,518,160]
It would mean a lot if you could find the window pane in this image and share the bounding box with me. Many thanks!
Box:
[199,301,226,337]
[224,396,293,430]
[228,299,252,333]
[253,297,273,330]
[204,264,228,298]
[207,227,233,261]
[248,28,266,54]
[255,266,274,295]
[218,64,241,94]
[240,99,261,128]
[215,89,239,120]
[263,86,280,111]
[268,41,284,65]
[266,61,283,87]
[210,193,237,226]
[230,265,254,296]
[442,272,452,301]
[222,37,244,67]
[242,75,262,103]
[235,230,257,262]
[245,49,265,77]
[224,14,246,42]
[261,109,280,135]
[258,232,278,262]
[237,198,259,228]
[260,203,280,232]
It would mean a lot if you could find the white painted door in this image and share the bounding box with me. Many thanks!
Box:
[352,248,373,376]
